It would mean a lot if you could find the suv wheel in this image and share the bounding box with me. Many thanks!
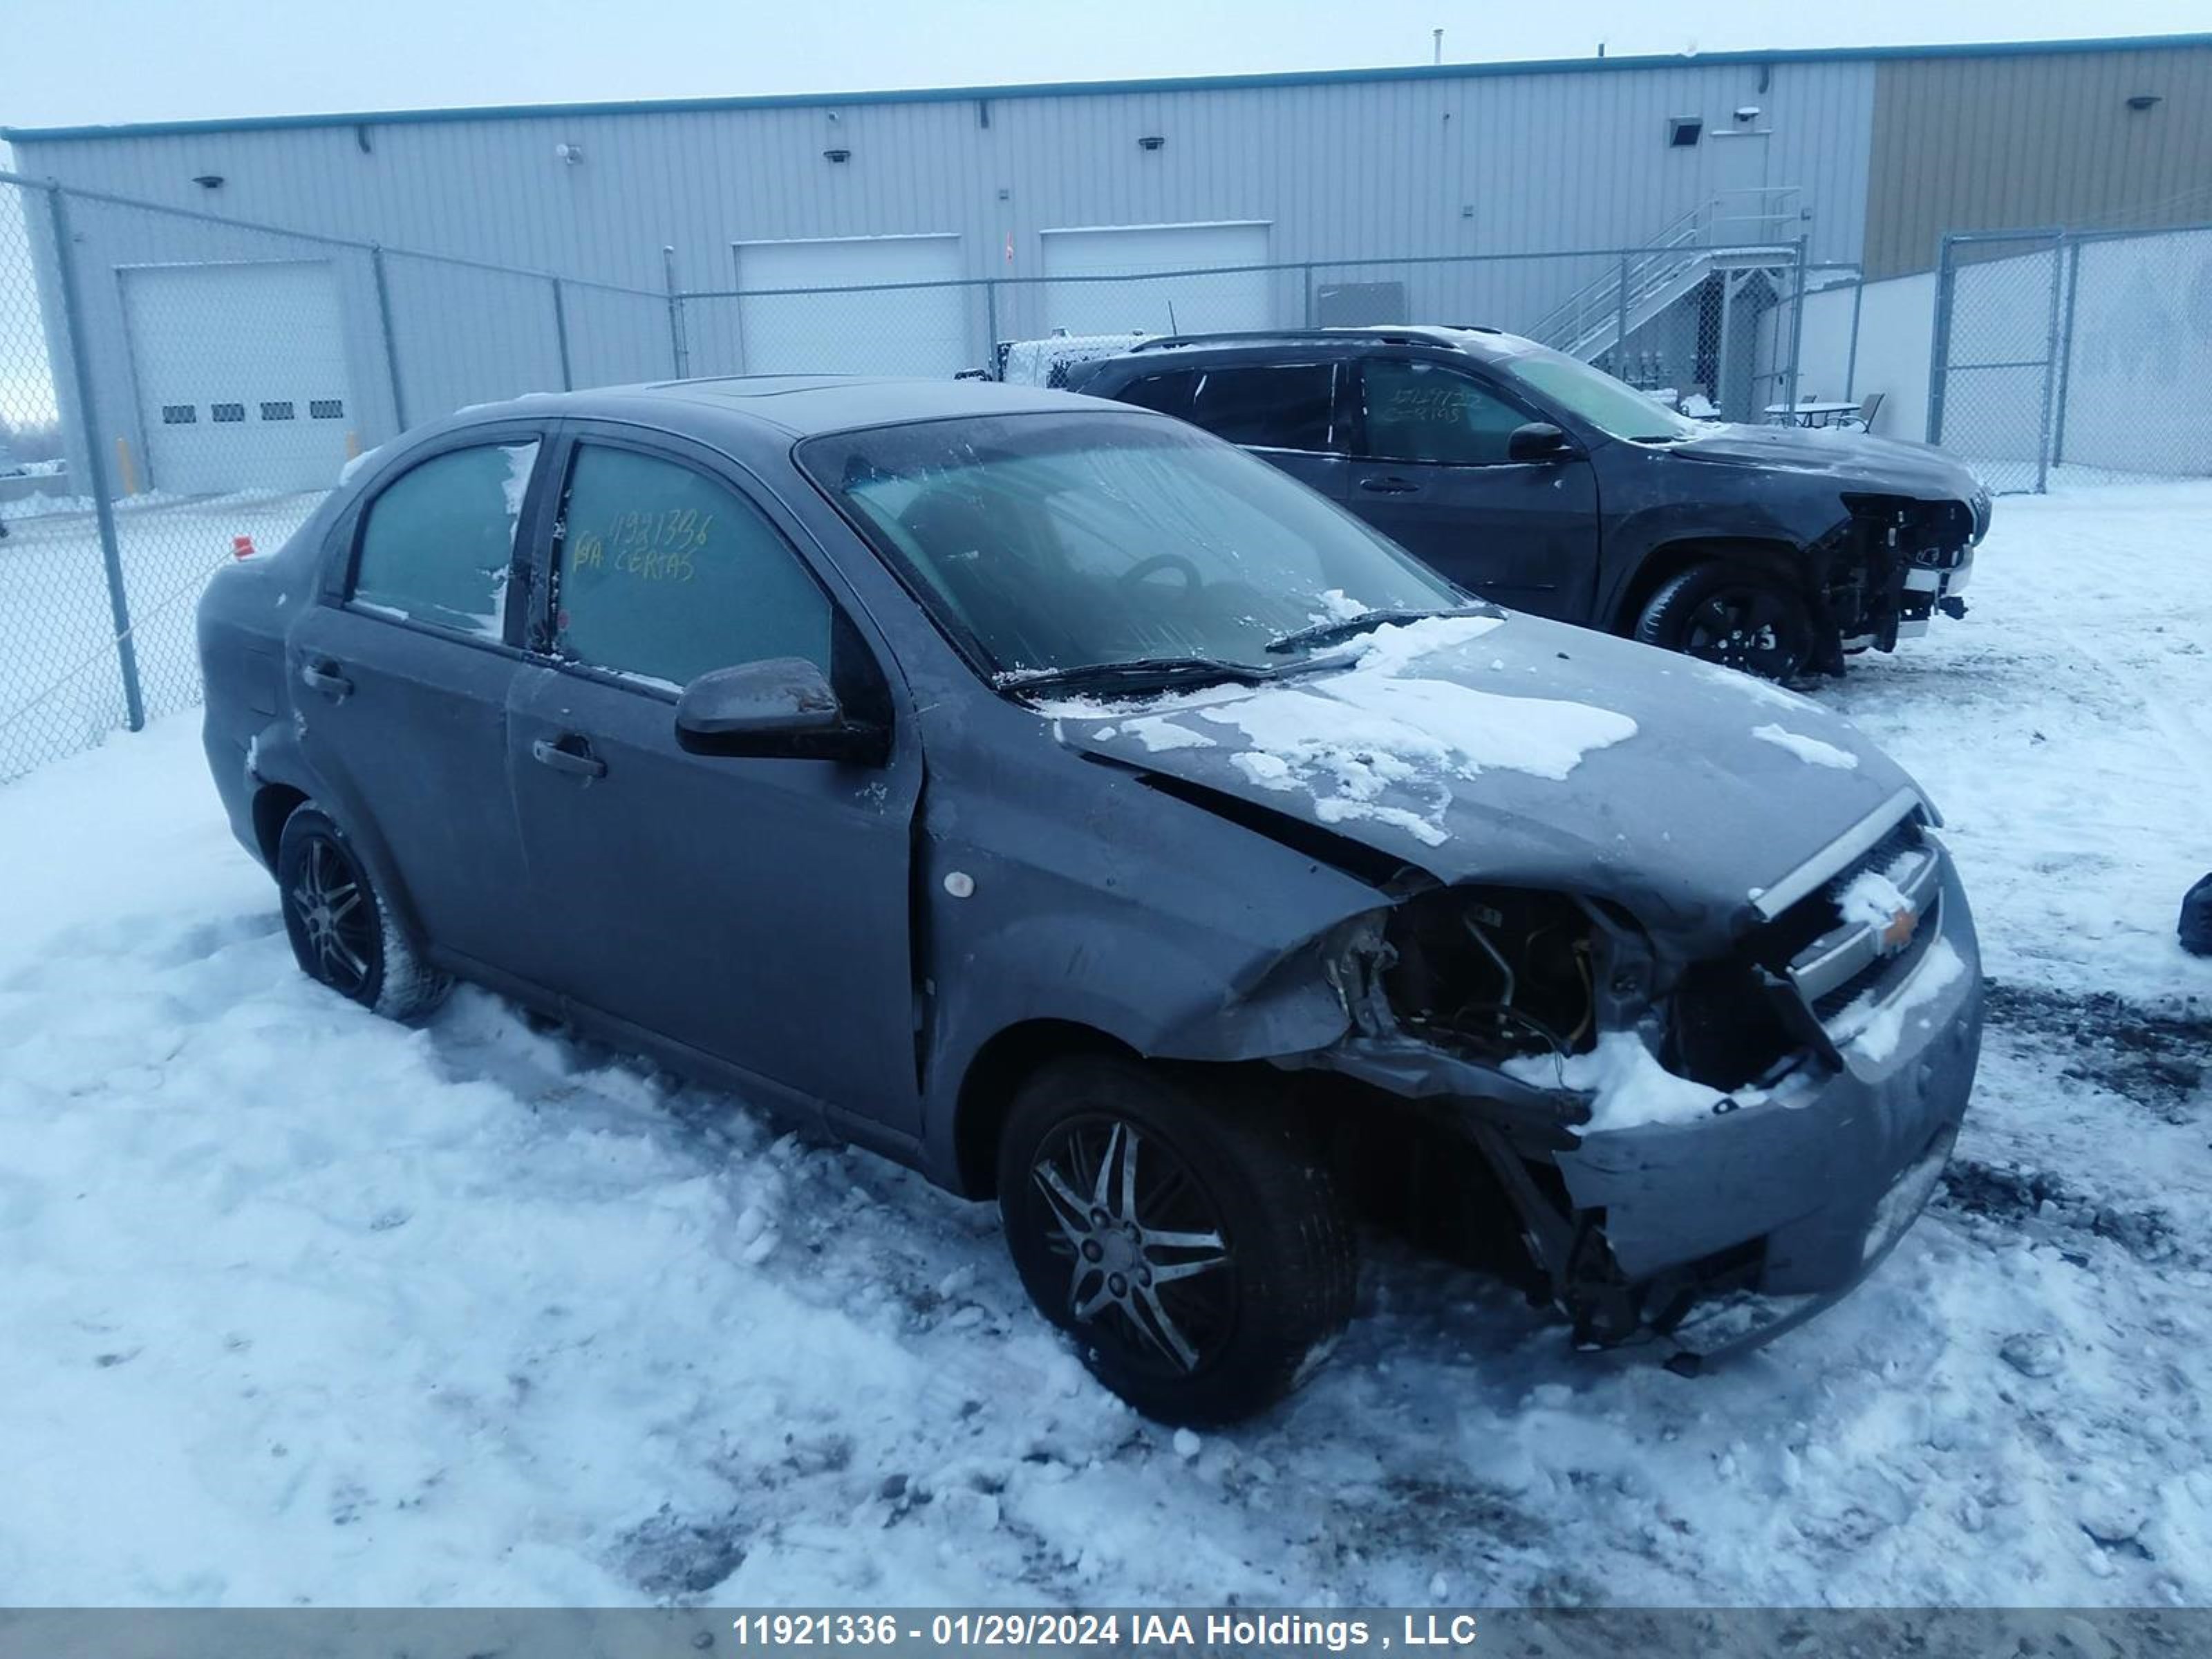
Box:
[997,1055,1356,1425]
[1634,561,1816,681]
[276,805,451,1019]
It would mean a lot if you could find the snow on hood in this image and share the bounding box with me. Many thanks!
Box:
[1044,612,1924,947]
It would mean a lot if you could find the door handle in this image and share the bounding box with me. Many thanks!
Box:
[1358,476,1418,494]
[532,735,606,779]
[300,659,353,700]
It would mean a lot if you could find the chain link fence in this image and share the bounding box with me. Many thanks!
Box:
[1929,222,2212,494]
[0,171,675,781]
[0,169,1811,782]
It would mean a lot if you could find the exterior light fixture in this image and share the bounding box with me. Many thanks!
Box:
[191,174,225,189]
[2127,93,2162,111]
[823,147,852,163]
[1137,135,1165,151]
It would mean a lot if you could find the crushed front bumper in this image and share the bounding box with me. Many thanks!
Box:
[1550,859,1983,1363]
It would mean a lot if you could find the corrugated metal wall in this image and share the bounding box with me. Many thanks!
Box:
[1864,44,2212,279]
[10,57,1875,293]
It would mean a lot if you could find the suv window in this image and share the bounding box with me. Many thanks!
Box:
[1189,363,1338,451]
[1359,359,1530,465]
[1113,370,1197,419]
[552,444,832,689]
[353,440,538,637]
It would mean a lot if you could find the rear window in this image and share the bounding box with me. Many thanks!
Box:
[1110,362,1340,453]
[1112,370,1197,418]
[352,441,538,638]
[1188,362,1338,451]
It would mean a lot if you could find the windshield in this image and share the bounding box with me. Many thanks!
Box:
[798,411,1470,679]
[1499,346,1701,443]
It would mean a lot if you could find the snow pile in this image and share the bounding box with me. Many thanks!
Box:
[1752,722,1859,769]
[1501,1031,1734,1133]
[1835,860,1915,932]
[1830,936,1969,1062]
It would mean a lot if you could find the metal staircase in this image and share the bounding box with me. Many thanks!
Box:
[1526,188,1805,365]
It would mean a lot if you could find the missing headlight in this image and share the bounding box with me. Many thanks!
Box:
[1382,888,1596,1060]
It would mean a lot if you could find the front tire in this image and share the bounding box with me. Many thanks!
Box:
[1633,561,1817,681]
[275,805,451,1020]
[997,1056,1356,1425]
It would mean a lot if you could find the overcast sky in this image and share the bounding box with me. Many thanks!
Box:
[3,0,2206,130]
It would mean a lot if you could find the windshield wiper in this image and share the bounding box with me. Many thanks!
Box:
[1263,604,1490,656]
[1000,655,1278,697]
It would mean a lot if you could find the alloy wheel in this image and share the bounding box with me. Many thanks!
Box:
[1682,585,1806,678]
[288,834,380,997]
[1027,1116,1237,1376]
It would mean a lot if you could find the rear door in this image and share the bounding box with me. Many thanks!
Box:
[506,425,926,1133]
[1347,355,1602,620]
[290,427,549,975]
[1105,359,1350,503]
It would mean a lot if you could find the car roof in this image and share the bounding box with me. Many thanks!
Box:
[1107,325,1545,366]
[438,375,1118,440]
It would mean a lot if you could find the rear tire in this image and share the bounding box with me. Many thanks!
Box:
[275,805,451,1020]
[1633,561,1817,682]
[997,1055,1356,1425]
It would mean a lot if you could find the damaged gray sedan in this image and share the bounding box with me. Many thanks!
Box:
[197,377,1983,1424]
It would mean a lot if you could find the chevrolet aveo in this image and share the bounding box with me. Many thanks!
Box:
[198,377,1982,1424]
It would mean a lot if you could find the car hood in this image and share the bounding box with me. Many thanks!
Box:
[1040,612,1924,948]
[1658,423,1982,501]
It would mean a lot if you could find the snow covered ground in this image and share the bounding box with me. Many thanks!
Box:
[1,480,2207,1608]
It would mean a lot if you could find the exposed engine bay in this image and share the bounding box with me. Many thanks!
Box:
[1821,493,1981,660]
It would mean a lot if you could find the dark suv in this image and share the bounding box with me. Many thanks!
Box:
[1066,327,1989,681]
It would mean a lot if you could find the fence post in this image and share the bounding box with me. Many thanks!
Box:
[550,276,574,391]
[1782,236,1809,415]
[984,279,1000,369]
[1302,264,1316,328]
[2032,232,2068,495]
[1926,236,1956,447]
[1716,271,1738,416]
[1614,255,1630,374]
[662,245,689,378]
[368,245,407,431]
[2049,236,2083,472]
[45,185,144,733]
[1844,279,1865,400]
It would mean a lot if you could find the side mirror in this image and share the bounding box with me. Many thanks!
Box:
[1507,421,1577,462]
[675,658,886,765]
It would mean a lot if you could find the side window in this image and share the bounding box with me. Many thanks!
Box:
[1188,363,1339,451]
[552,444,832,689]
[1112,370,1198,419]
[1359,360,1531,465]
[353,440,538,637]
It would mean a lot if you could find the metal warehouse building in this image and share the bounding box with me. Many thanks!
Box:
[6,31,2210,496]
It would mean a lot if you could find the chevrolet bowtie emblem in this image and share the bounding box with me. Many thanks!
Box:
[1880,905,1920,953]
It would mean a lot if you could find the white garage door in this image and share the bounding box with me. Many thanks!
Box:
[120,261,355,496]
[1038,223,1272,339]
[733,235,966,376]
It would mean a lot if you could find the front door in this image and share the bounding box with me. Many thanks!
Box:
[1347,356,1602,622]
[291,429,549,973]
[505,429,926,1134]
